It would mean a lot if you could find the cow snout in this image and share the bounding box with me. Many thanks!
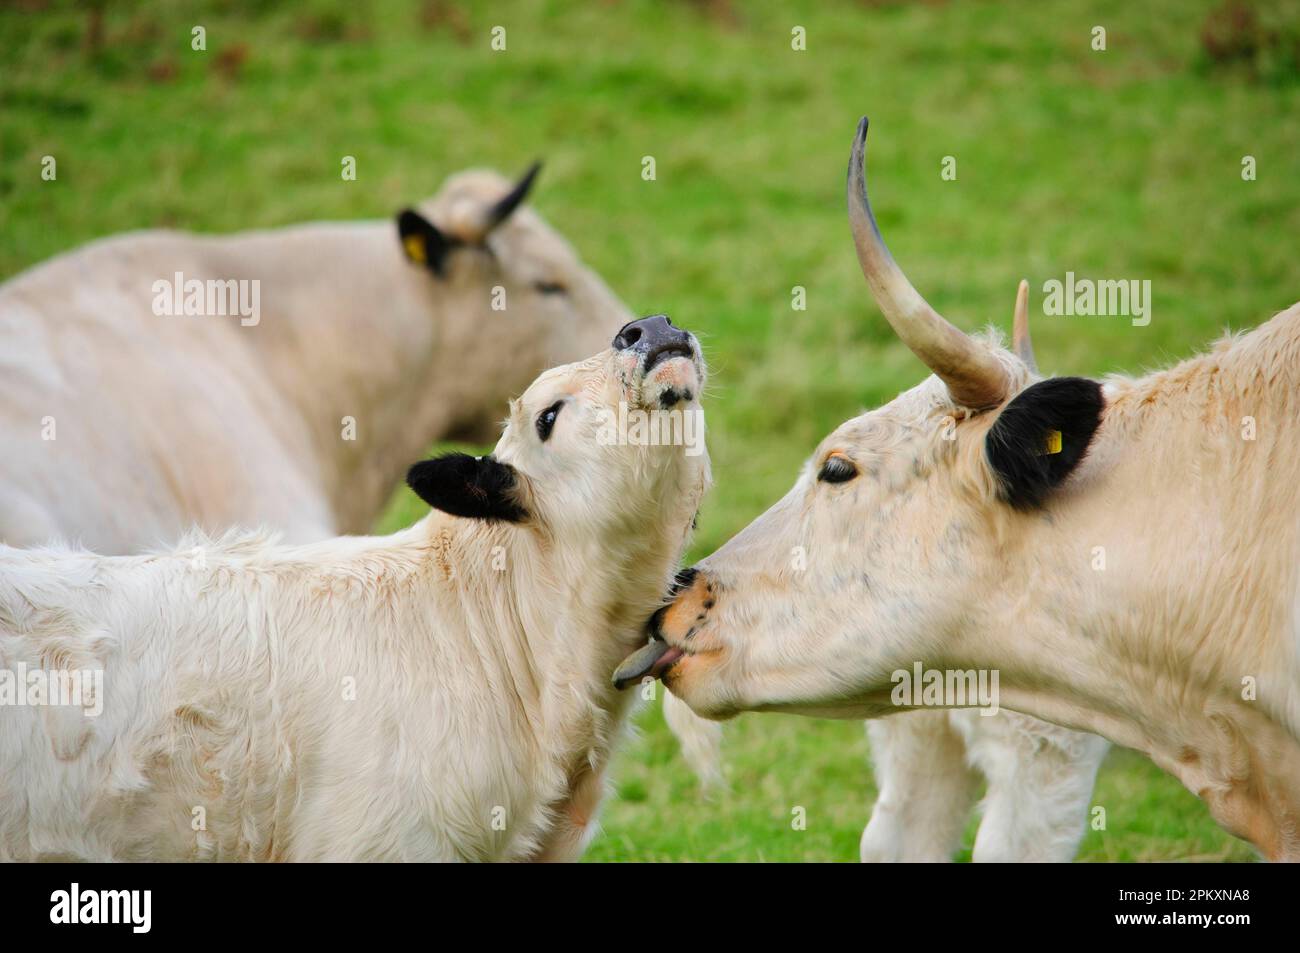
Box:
[612,314,695,371]
[650,567,716,645]
[614,566,726,696]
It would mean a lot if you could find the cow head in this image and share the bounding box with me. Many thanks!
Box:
[616,119,1106,720]
[397,164,629,364]
[396,165,632,441]
[408,313,710,559]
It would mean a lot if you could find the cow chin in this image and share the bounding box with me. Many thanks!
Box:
[662,651,737,721]
[640,355,701,410]
[649,570,736,718]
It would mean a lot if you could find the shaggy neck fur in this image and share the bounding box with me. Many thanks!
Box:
[963,304,1300,860]
[443,500,700,860]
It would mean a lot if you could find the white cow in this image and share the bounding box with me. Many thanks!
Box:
[0,165,626,552]
[0,316,709,861]
[629,119,1300,862]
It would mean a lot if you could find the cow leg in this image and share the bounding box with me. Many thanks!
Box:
[954,709,1109,863]
[860,711,978,863]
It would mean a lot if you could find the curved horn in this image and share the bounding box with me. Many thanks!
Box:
[847,117,1009,409]
[484,161,542,232]
[1012,279,1038,374]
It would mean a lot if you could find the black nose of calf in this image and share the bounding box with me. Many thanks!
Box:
[613,314,694,370]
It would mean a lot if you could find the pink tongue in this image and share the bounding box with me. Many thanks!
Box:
[613,639,684,689]
[648,646,684,679]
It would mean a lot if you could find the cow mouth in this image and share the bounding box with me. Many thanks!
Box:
[645,342,695,373]
[612,636,688,690]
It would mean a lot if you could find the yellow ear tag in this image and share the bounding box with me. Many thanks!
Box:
[1044,430,1063,455]
[403,234,427,264]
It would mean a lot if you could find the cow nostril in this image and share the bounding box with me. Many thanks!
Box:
[612,322,644,351]
[613,314,687,355]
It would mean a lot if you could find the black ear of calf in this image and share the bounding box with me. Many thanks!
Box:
[396,209,459,277]
[985,377,1105,510]
[406,453,528,523]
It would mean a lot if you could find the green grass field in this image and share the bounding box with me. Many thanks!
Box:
[4,0,1296,861]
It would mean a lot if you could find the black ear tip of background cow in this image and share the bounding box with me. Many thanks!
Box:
[510,160,543,201]
[486,162,545,230]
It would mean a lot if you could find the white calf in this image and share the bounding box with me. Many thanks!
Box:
[0,321,708,861]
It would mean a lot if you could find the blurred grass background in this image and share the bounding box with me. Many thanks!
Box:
[3,0,1297,861]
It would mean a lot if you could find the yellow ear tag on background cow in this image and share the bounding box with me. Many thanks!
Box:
[403,234,427,264]
[1044,429,1063,455]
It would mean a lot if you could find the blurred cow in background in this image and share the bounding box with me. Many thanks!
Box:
[0,164,625,552]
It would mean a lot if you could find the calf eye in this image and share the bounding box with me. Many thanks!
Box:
[536,401,563,442]
[818,454,857,484]
[534,280,567,295]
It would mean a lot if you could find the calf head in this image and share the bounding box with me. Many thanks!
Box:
[408,313,710,570]
[618,119,1107,719]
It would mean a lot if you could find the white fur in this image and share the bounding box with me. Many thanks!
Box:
[661,307,1300,861]
[860,710,1108,862]
[0,347,710,861]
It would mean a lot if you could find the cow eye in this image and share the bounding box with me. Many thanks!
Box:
[536,401,563,442]
[818,454,857,484]
[534,280,567,295]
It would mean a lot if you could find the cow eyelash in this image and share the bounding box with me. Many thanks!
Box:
[818,454,858,484]
[534,280,567,295]
[536,401,564,442]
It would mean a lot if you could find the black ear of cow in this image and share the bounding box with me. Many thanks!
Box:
[985,377,1104,510]
[406,453,528,523]
[396,209,458,277]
